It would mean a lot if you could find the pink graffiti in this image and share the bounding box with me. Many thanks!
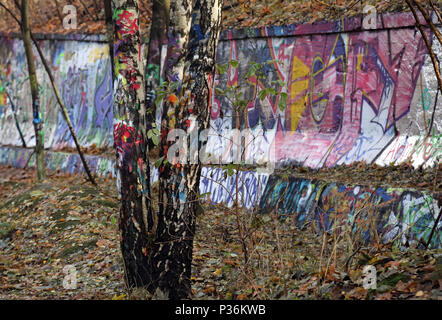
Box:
[273,28,430,167]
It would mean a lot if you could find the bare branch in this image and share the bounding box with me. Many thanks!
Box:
[78,0,98,21]
[52,0,64,25]
[405,0,442,98]
[429,0,442,24]
[413,0,442,46]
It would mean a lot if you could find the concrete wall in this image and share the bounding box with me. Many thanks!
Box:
[0,35,112,151]
[198,167,441,249]
[259,175,441,249]
[0,145,114,177]
[208,12,441,168]
[199,167,269,210]
[0,12,440,247]
[0,12,441,171]
[0,12,440,171]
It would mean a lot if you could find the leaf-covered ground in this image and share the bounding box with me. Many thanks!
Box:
[0,166,125,299]
[0,165,441,300]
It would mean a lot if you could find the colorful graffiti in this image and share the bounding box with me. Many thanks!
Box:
[0,37,113,150]
[259,175,441,249]
[209,12,441,168]
[199,167,269,210]
[0,11,440,173]
[0,10,440,244]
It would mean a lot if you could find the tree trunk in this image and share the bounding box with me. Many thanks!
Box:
[110,0,223,299]
[111,0,155,290]
[152,0,223,300]
[21,0,45,181]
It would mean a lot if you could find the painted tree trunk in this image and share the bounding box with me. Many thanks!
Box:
[111,0,155,289]
[111,0,223,298]
[21,0,45,181]
[152,0,223,299]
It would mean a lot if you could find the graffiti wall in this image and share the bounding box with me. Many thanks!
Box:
[259,175,441,249]
[0,12,440,230]
[0,35,113,151]
[0,12,441,172]
[0,146,114,177]
[208,12,441,168]
[199,167,269,210]
[1,11,440,174]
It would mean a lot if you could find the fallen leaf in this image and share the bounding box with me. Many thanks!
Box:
[223,259,238,267]
[415,290,424,297]
[213,268,222,276]
[203,286,215,294]
[422,264,435,272]
[385,260,400,269]
[377,292,392,300]
[112,293,126,300]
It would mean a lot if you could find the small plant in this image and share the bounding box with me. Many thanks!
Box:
[213,58,288,272]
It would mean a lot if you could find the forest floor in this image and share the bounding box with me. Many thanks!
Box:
[0,165,441,300]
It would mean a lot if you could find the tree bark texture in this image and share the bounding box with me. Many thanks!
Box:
[111,0,155,290]
[111,0,223,299]
[153,0,223,299]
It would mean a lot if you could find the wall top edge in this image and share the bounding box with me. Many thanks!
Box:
[0,10,440,43]
[0,31,107,43]
[218,10,440,41]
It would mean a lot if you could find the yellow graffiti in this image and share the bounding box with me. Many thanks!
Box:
[289,56,310,131]
[88,46,109,63]
[356,53,363,71]
[115,58,126,77]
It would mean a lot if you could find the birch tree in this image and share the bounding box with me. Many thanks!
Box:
[154,0,223,299]
[111,0,153,289]
[145,0,170,150]
[111,0,223,299]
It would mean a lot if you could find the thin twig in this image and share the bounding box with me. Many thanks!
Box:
[413,0,442,45]
[425,198,442,249]
[429,0,442,24]
[406,0,442,96]
[78,0,96,21]
[52,0,64,25]
[1,81,27,148]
